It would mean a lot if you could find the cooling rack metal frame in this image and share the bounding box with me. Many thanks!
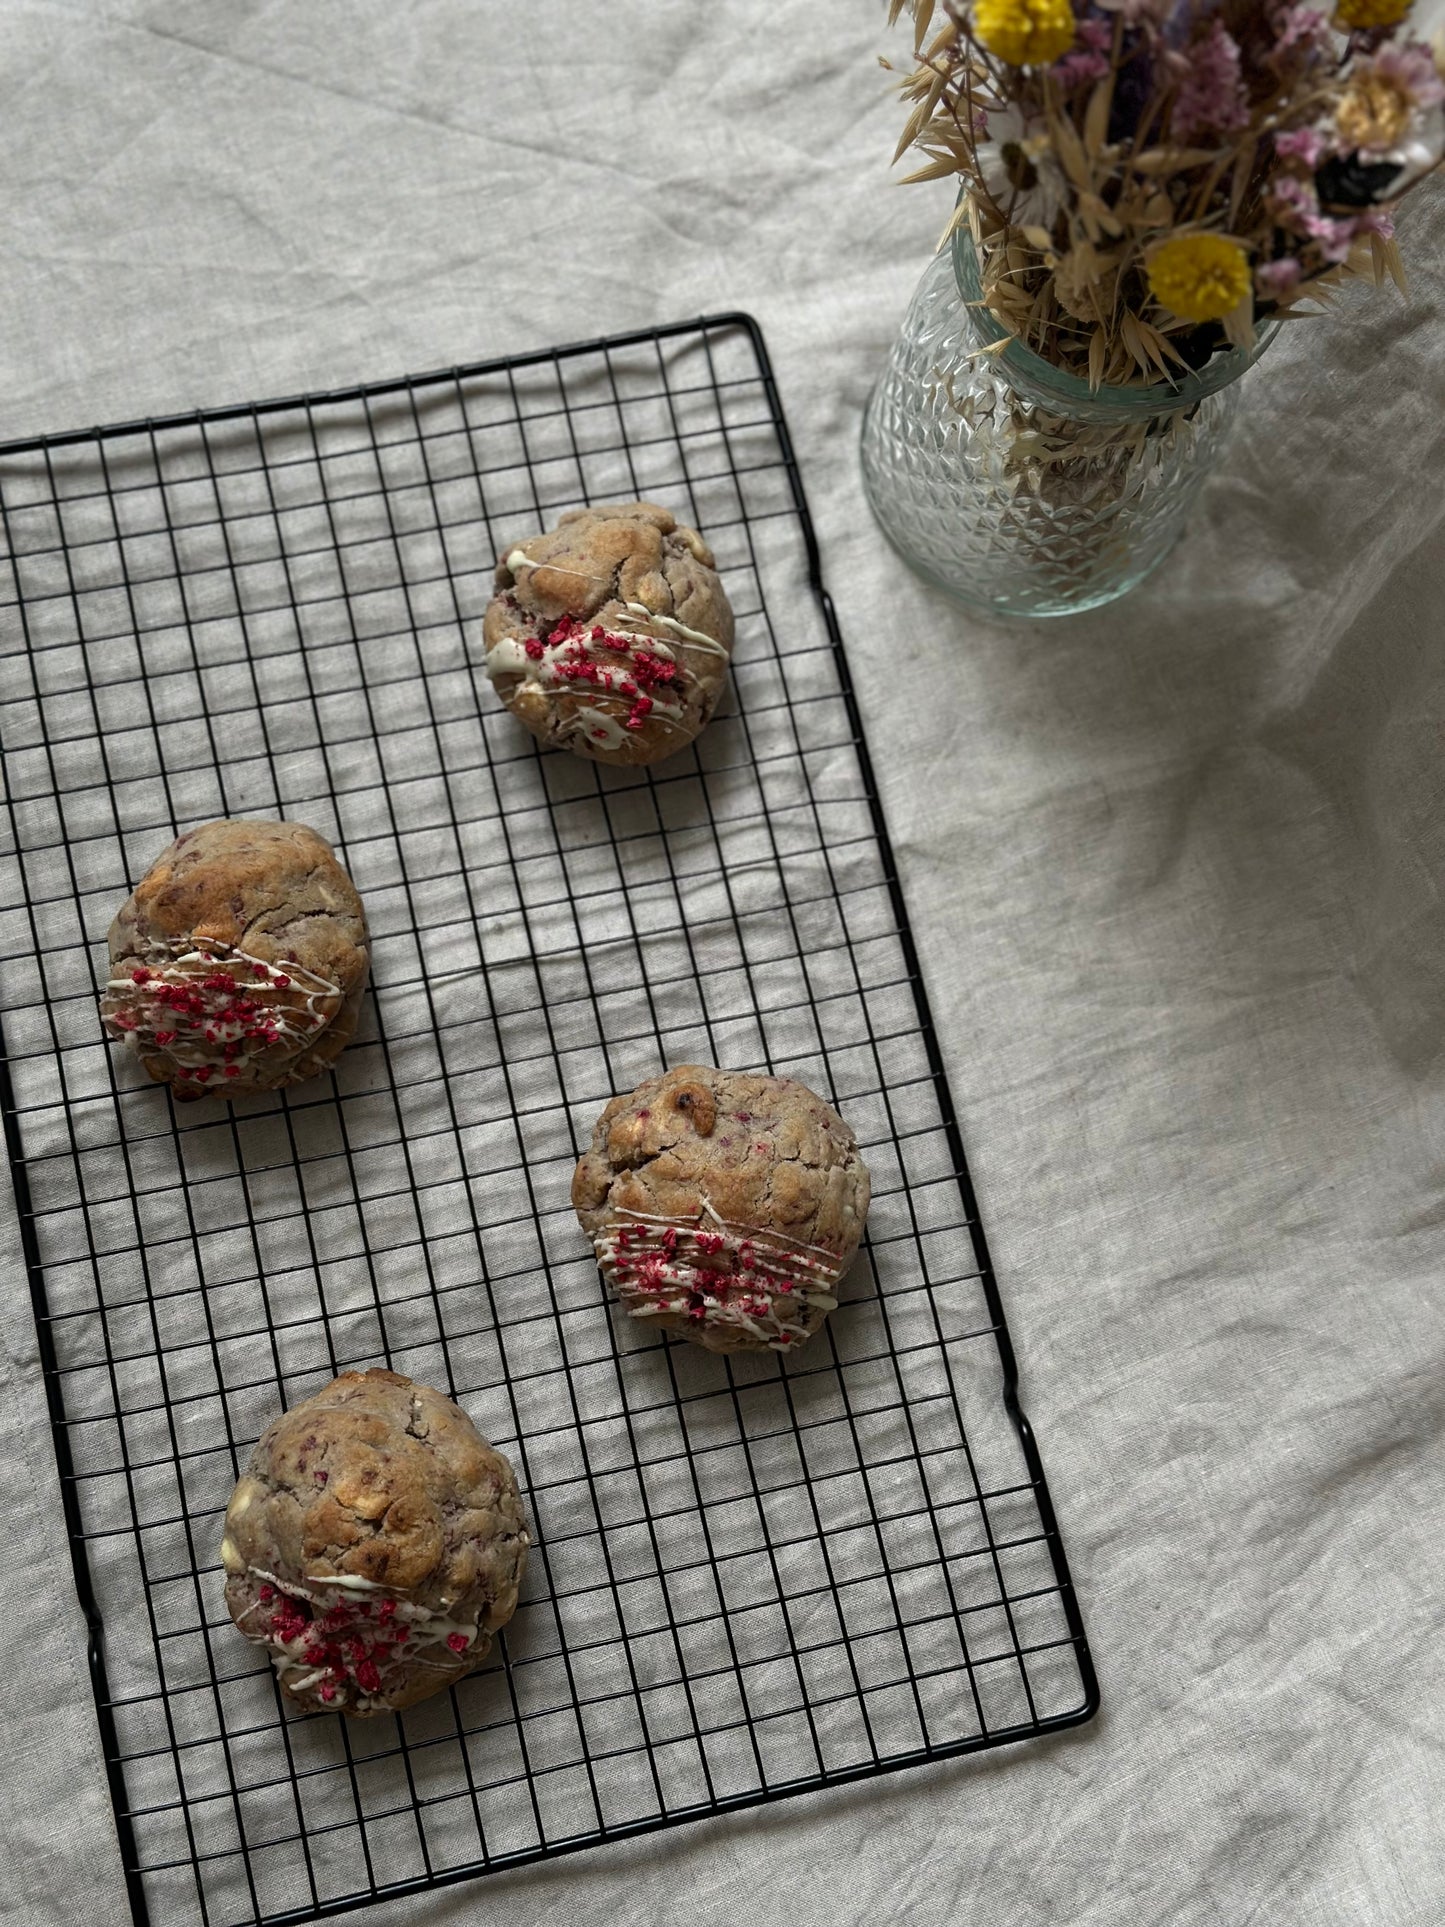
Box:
[0,313,1098,1927]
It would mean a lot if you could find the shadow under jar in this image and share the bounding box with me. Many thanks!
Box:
[860,211,1279,619]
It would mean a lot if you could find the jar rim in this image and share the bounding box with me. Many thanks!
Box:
[950,213,1279,414]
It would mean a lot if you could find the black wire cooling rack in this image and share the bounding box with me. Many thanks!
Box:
[0,315,1097,1927]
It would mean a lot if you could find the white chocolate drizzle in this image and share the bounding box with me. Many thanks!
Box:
[237,1564,487,1713]
[617,600,730,660]
[560,705,634,752]
[485,613,692,748]
[502,546,726,657]
[101,938,340,1089]
[504,547,608,591]
[491,547,727,754]
[595,1201,845,1350]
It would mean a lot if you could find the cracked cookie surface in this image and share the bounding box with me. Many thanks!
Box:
[572,1064,871,1354]
[482,500,734,768]
[100,818,370,1100]
[221,1369,529,1716]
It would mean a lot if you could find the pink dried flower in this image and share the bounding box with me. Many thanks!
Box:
[1275,126,1328,166]
[1095,0,1171,21]
[1052,18,1113,87]
[1255,256,1303,297]
[1171,21,1250,143]
[1269,171,1363,258]
[1308,208,1397,260]
[1368,40,1445,112]
[1272,6,1332,57]
[1314,213,1364,262]
[1270,172,1319,224]
[1052,49,1112,83]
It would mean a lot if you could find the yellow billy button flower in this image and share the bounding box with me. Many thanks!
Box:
[1334,0,1413,27]
[1147,234,1252,323]
[974,0,1076,68]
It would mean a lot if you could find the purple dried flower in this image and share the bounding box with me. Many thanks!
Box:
[1256,256,1303,296]
[1313,216,1360,262]
[1094,0,1172,22]
[1272,6,1332,57]
[1270,172,1382,262]
[1052,18,1113,86]
[1275,126,1328,166]
[1270,173,1320,223]
[1171,20,1250,143]
[1369,40,1445,113]
[1356,206,1396,239]
[1053,48,1113,83]
[1079,13,1117,45]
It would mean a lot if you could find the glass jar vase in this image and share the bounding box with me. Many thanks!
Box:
[860,219,1277,618]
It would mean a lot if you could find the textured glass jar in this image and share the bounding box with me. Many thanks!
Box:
[861,221,1277,618]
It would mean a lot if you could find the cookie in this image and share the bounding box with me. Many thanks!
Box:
[572,1064,871,1354]
[482,500,734,767]
[221,1369,529,1717]
[99,818,369,1101]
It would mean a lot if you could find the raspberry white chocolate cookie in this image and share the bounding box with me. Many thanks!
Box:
[100,818,369,1101]
[221,1369,529,1717]
[572,1065,871,1355]
[482,500,734,767]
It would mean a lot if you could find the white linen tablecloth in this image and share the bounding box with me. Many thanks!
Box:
[3,2,1443,1922]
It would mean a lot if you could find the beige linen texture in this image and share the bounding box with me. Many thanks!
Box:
[2,3,1443,1926]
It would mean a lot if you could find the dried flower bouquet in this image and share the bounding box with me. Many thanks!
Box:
[887,0,1444,387]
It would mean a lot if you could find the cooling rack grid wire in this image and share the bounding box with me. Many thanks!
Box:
[0,315,1097,1927]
